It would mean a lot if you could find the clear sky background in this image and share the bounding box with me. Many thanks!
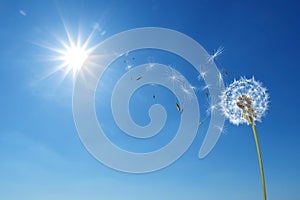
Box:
[0,0,300,199]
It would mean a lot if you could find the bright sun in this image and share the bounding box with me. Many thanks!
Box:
[56,33,93,79]
[40,25,96,81]
[62,44,88,72]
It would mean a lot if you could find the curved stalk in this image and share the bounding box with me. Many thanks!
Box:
[250,118,267,200]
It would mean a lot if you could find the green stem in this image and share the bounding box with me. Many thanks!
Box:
[250,118,267,200]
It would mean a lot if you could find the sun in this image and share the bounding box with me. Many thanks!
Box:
[55,29,95,79]
[39,24,97,81]
[61,42,88,74]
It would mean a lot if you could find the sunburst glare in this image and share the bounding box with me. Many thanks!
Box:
[61,42,88,73]
[38,23,97,82]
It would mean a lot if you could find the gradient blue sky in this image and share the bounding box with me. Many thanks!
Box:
[1,0,300,199]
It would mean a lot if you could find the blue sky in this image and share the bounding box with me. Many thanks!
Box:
[1,0,300,199]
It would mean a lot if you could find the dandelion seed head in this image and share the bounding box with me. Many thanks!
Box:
[220,77,269,125]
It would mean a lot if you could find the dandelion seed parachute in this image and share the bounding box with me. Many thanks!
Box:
[220,77,269,125]
[207,46,224,63]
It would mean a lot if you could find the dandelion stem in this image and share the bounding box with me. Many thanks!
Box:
[250,118,267,200]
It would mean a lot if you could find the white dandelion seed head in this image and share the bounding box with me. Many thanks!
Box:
[220,77,269,125]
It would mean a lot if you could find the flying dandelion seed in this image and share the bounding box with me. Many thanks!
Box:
[206,94,222,116]
[146,62,156,71]
[220,76,269,200]
[214,125,224,134]
[223,70,229,78]
[207,46,224,63]
[202,84,211,91]
[205,92,209,99]
[218,72,223,85]
[125,64,132,71]
[207,103,218,114]
[180,83,195,103]
[199,71,208,80]
[197,74,202,81]
[176,102,180,111]
[175,102,183,114]
[189,85,198,92]
[165,67,184,89]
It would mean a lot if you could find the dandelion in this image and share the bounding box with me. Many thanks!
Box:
[221,76,269,200]
[221,77,268,125]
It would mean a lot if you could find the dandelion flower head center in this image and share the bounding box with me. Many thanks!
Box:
[236,94,257,123]
[236,94,252,111]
